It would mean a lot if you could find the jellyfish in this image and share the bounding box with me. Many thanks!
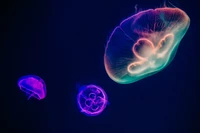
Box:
[17,75,47,100]
[104,7,190,84]
[77,84,109,116]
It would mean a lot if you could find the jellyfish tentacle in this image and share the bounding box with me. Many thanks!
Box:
[27,93,34,100]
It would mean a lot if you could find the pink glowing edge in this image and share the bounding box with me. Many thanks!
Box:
[104,7,190,84]
[17,75,46,100]
[77,84,109,116]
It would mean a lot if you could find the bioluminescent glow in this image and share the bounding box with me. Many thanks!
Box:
[77,84,109,116]
[17,75,47,100]
[104,7,190,84]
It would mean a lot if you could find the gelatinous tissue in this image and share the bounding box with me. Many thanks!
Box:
[77,84,109,116]
[104,7,190,84]
[18,75,47,100]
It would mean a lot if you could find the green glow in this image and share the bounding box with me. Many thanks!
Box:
[104,7,190,84]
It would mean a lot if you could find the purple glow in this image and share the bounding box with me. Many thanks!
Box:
[77,84,108,116]
[17,75,47,100]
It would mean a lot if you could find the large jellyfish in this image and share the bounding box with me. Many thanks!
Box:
[17,75,47,100]
[77,84,109,116]
[104,7,190,84]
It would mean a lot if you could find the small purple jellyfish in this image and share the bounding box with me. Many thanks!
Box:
[17,75,47,100]
[77,84,109,116]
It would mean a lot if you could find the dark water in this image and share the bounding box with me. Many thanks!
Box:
[2,0,199,133]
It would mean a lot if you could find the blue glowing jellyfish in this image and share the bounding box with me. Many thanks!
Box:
[17,75,47,100]
[77,84,109,116]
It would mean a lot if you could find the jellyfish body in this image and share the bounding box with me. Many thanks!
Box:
[104,7,190,84]
[77,84,108,116]
[17,75,47,100]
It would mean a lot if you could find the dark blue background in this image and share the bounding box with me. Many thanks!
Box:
[2,0,199,133]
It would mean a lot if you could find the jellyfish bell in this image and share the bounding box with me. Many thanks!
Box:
[77,84,109,116]
[104,6,190,84]
[17,75,47,100]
